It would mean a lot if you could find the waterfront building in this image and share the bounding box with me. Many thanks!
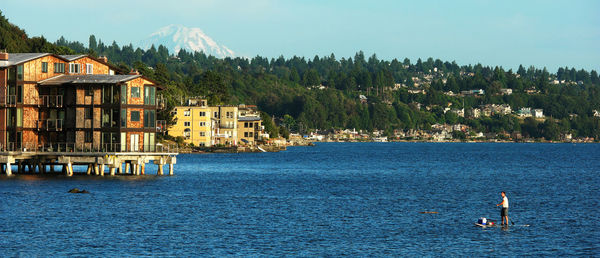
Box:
[170,99,212,146]
[210,105,238,146]
[237,104,263,146]
[0,52,163,152]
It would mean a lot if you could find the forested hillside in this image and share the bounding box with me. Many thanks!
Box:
[1,10,599,140]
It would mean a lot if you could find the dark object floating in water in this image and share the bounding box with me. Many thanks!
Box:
[68,188,89,194]
[420,211,438,214]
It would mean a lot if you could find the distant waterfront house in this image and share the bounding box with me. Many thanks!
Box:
[533,109,544,118]
[0,52,163,152]
[593,110,600,117]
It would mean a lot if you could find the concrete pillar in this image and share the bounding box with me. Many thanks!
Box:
[66,162,73,177]
[157,164,164,176]
[140,163,145,175]
[168,163,174,176]
[17,162,22,174]
[110,167,115,176]
[117,163,123,174]
[5,163,12,176]
[86,164,92,175]
[125,163,130,174]
[94,165,99,175]
[50,164,55,173]
[100,164,105,176]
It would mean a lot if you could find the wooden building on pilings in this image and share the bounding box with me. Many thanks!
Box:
[0,52,177,176]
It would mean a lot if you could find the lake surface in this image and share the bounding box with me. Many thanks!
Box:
[1,143,598,256]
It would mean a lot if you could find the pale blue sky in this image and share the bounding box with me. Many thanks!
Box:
[2,0,598,71]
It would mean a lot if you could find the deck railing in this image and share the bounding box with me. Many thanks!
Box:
[0,95,17,106]
[37,119,64,131]
[0,142,179,153]
[39,95,63,107]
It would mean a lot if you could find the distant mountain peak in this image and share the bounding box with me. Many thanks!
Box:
[140,24,235,58]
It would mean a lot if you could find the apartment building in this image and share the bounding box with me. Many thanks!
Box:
[170,99,212,146]
[169,101,265,147]
[0,52,163,152]
[237,104,263,145]
[210,105,238,146]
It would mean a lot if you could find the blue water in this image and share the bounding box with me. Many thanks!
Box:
[1,143,598,256]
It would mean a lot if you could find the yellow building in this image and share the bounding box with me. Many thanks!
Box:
[169,99,212,146]
[237,117,262,145]
[237,104,264,145]
[210,106,238,146]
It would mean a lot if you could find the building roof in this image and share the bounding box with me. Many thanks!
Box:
[58,54,87,61]
[0,53,54,67]
[238,116,261,121]
[39,74,142,85]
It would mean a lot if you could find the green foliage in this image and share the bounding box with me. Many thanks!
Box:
[260,111,279,138]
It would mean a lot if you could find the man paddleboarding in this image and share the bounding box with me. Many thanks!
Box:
[496,191,509,226]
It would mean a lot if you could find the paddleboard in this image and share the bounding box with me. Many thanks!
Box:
[475,223,530,228]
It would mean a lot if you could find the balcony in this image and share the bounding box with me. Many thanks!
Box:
[219,124,235,129]
[37,119,63,131]
[156,120,167,133]
[39,95,63,107]
[0,95,17,106]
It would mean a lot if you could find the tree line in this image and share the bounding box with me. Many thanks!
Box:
[1,10,599,140]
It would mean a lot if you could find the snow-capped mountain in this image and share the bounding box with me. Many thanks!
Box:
[140,25,235,58]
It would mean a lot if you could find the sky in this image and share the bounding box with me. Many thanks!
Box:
[2,0,599,72]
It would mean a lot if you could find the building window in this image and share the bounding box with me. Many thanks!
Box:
[131,111,140,122]
[54,63,65,73]
[244,132,249,137]
[184,110,190,116]
[226,112,234,118]
[85,131,93,143]
[86,63,93,74]
[184,122,190,127]
[200,132,206,137]
[214,112,219,118]
[144,110,155,128]
[17,65,23,80]
[121,109,126,127]
[84,108,92,119]
[16,108,23,127]
[199,122,206,127]
[183,129,191,139]
[131,87,140,98]
[16,85,22,103]
[249,132,253,137]
[42,62,48,73]
[69,63,80,74]
[121,85,127,104]
[85,86,93,96]
[144,86,155,105]
[199,111,206,117]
